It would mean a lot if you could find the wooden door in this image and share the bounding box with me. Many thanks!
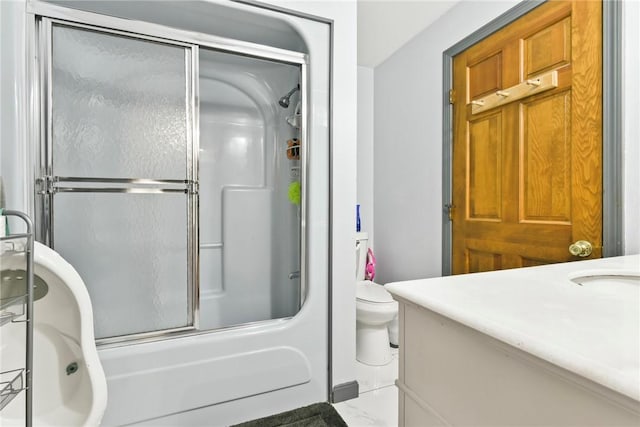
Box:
[452,1,602,274]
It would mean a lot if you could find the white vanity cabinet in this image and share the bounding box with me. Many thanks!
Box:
[388,256,640,426]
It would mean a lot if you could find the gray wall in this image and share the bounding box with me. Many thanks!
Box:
[373,0,640,284]
[373,1,519,284]
[623,0,640,254]
[357,66,375,249]
[0,0,29,227]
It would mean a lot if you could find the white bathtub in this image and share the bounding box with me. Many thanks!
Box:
[385,255,640,426]
[0,243,107,426]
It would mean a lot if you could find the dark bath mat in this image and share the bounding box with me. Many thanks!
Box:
[232,402,348,427]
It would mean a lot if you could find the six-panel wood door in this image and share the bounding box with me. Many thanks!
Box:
[452,1,602,274]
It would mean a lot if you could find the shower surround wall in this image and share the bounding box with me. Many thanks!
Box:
[198,49,302,328]
[0,0,353,424]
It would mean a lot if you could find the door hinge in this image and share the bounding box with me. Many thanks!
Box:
[444,203,455,221]
[449,89,456,105]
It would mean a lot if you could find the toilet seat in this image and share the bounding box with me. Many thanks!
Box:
[356,280,394,303]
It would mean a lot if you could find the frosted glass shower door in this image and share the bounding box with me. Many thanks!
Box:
[41,20,196,340]
[53,193,189,339]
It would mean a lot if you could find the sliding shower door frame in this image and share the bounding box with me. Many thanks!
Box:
[37,16,200,343]
[28,1,310,346]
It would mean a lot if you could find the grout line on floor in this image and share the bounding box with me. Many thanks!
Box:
[359,383,397,396]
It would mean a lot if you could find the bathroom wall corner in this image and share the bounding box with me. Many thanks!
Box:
[264,0,359,395]
[373,1,519,284]
[623,0,640,254]
[357,66,375,251]
[0,0,29,217]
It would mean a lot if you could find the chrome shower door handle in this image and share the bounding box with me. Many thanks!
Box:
[569,240,593,257]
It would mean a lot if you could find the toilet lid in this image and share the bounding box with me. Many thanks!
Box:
[356,281,394,303]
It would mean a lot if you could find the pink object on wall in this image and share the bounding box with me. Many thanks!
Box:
[365,248,376,280]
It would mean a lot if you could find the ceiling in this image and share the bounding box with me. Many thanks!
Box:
[357,0,460,68]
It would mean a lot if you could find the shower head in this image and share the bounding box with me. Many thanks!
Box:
[278,84,300,108]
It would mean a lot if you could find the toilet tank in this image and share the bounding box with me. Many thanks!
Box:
[355,232,369,281]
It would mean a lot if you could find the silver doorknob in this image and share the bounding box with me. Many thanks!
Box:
[569,240,593,257]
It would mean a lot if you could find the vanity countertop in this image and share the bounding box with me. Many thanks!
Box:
[385,255,640,402]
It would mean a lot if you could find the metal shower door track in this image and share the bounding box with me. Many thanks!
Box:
[27,0,309,66]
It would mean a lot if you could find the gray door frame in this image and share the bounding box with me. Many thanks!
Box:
[441,0,622,275]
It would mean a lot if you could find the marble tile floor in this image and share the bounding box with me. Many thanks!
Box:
[333,348,399,427]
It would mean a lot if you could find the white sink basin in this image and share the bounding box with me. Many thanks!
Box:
[569,270,640,292]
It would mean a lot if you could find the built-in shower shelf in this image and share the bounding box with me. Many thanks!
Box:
[0,369,25,411]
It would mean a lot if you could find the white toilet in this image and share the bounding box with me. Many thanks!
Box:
[355,232,398,366]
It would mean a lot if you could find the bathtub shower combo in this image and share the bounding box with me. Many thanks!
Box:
[7,1,331,425]
[45,27,305,339]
